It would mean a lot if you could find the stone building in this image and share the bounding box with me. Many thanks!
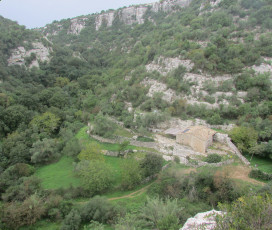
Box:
[165,126,217,153]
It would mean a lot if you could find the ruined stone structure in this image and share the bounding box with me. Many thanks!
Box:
[165,126,217,153]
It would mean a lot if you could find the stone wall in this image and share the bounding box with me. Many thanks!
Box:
[89,134,157,149]
[188,159,234,168]
[214,133,250,165]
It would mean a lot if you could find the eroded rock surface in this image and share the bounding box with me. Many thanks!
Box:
[8,42,51,68]
[146,56,194,75]
[68,18,88,35]
[181,210,224,230]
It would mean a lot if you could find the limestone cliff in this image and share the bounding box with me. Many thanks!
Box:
[95,0,193,30]
[41,0,193,36]
[8,41,52,68]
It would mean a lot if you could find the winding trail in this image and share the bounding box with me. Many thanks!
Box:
[108,184,152,201]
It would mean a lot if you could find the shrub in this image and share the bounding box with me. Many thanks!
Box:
[61,209,81,230]
[1,195,46,229]
[140,153,164,177]
[140,197,183,230]
[216,195,272,230]
[249,169,272,181]
[121,158,142,190]
[136,136,155,142]
[80,196,117,224]
[205,154,222,163]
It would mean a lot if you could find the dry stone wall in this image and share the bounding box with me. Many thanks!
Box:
[214,133,250,165]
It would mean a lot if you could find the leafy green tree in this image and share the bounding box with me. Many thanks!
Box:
[140,153,164,177]
[93,113,116,138]
[30,138,59,164]
[1,195,46,229]
[216,195,272,230]
[61,209,81,230]
[77,142,103,162]
[141,197,183,230]
[62,138,81,157]
[3,105,32,133]
[80,196,117,224]
[229,126,258,153]
[121,158,142,190]
[30,112,60,135]
[75,160,113,194]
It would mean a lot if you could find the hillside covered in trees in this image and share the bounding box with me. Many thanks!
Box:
[0,0,272,229]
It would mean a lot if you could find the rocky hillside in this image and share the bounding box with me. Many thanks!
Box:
[1,0,272,152]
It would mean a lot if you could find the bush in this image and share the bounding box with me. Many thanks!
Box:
[249,169,272,181]
[80,196,117,224]
[61,209,81,230]
[136,136,155,142]
[205,154,222,163]
[140,153,164,177]
[1,195,46,229]
[216,195,272,230]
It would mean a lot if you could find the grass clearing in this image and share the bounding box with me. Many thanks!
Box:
[19,220,60,230]
[114,127,134,138]
[35,157,83,190]
[245,155,272,174]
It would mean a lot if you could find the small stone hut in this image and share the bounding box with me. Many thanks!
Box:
[165,126,217,153]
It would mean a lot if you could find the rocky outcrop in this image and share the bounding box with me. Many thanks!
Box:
[95,0,193,30]
[68,18,88,35]
[142,78,178,103]
[95,11,115,30]
[181,210,224,230]
[8,42,51,68]
[146,56,194,75]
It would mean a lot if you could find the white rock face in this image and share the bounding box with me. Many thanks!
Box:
[95,0,193,30]
[149,0,193,13]
[181,210,224,230]
[146,56,194,76]
[252,63,272,74]
[8,42,51,68]
[119,6,148,25]
[95,12,115,30]
[68,18,87,35]
[142,78,178,103]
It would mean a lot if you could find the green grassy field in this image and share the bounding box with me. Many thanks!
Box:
[245,155,272,174]
[76,126,158,152]
[19,220,60,230]
[35,157,83,189]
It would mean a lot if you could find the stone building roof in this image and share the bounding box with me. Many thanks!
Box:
[184,126,217,141]
[164,126,216,141]
[164,127,184,136]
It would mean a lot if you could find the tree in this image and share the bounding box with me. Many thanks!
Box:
[93,113,116,138]
[77,142,103,162]
[140,153,164,177]
[75,160,113,194]
[229,126,258,153]
[3,105,32,132]
[216,195,272,230]
[30,112,60,135]
[61,209,81,230]
[80,196,117,224]
[30,138,59,164]
[1,195,45,229]
[121,158,142,190]
[141,197,183,230]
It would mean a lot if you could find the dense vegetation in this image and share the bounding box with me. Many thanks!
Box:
[0,0,272,229]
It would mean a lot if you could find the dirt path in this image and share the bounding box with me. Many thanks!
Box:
[109,184,152,201]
